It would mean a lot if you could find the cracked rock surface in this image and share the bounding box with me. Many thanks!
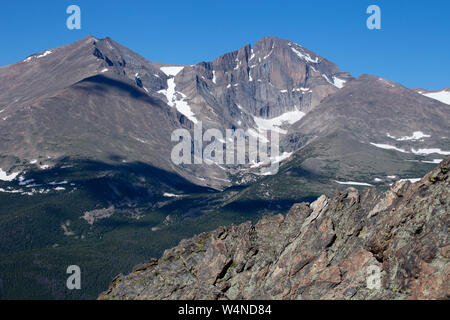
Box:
[99,158,449,300]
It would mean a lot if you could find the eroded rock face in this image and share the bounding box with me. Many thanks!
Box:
[99,158,449,300]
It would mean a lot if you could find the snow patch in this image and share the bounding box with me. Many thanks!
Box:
[158,78,198,124]
[387,131,431,141]
[253,110,305,134]
[249,50,255,61]
[48,181,68,186]
[263,45,274,60]
[292,87,310,93]
[24,50,53,62]
[421,159,443,164]
[333,77,346,89]
[32,51,52,60]
[271,152,292,164]
[160,66,184,77]
[19,178,35,186]
[0,184,62,196]
[371,142,449,155]
[399,178,421,183]
[0,168,20,181]
[322,74,333,85]
[291,47,318,63]
[134,137,148,144]
[420,90,450,105]
[163,193,182,198]
[334,180,373,187]
[411,148,450,156]
[370,143,408,153]
[251,152,292,169]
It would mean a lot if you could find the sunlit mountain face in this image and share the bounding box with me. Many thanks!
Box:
[0,36,448,299]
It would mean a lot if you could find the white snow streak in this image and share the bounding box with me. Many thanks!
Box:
[0,168,20,181]
[158,76,198,124]
[421,159,443,164]
[420,90,450,105]
[24,50,53,62]
[387,131,431,141]
[334,180,373,187]
[291,47,318,63]
[371,142,450,156]
[370,143,408,153]
[160,66,184,77]
[399,178,421,183]
[163,193,182,198]
[411,148,450,156]
[253,110,305,134]
[332,77,346,89]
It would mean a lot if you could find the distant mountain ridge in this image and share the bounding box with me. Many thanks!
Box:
[0,36,449,299]
[1,35,448,190]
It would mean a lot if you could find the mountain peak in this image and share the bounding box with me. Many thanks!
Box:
[254,36,291,45]
[1,35,449,300]
[254,36,305,47]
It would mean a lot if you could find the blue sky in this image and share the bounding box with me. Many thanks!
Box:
[0,0,448,89]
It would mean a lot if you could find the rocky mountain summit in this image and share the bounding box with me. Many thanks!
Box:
[1,36,448,190]
[100,158,449,300]
[1,35,448,299]
[0,36,355,189]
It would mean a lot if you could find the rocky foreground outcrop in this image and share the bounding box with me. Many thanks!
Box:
[99,158,449,300]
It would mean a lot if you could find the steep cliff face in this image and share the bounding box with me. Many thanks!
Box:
[182,36,348,124]
[99,158,449,300]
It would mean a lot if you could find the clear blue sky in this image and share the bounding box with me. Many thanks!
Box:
[0,0,448,89]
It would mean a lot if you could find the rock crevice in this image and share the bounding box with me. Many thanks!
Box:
[99,158,449,300]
